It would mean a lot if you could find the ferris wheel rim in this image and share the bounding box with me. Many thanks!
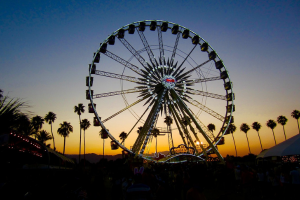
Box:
[87,20,235,161]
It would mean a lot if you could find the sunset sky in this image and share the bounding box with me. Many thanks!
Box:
[1,0,300,157]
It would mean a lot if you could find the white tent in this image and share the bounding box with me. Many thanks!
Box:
[257,134,300,158]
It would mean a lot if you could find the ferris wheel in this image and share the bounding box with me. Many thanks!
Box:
[86,20,235,163]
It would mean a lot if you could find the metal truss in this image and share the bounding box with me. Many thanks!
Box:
[185,89,227,100]
[187,99,225,121]
[102,96,148,123]
[171,32,180,66]
[118,37,148,69]
[136,29,156,65]
[95,70,143,83]
[93,88,144,99]
[103,50,142,75]
[139,89,167,155]
[176,76,221,85]
[157,28,164,63]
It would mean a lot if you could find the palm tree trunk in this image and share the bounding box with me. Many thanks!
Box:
[257,131,263,151]
[272,129,277,145]
[156,137,158,155]
[79,115,81,162]
[283,126,287,140]
[232,133,237,157]
[51,124,55,150]
[245,134,251,154]
[103,138,105,159]
[297,119,300,134]
[84,130,86,169]
[63,136,66,155]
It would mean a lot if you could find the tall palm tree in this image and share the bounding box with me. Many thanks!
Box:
[151,128,160,155]
[74,103,85,161]
[31,115,44,139]
[240,123,251,154]
[44,112,57,150]
[277,115,288,140]
[267,119,277,145]
[36,130,53,145]
[252,122,263,151]
[207,123,216,139]
[291,110,300,133]
[80,119,91,162]
[164,116,174,148]
[227,123,237,157]
[100,128,108,159]
[57,121,73,155]
[119,131,127,146]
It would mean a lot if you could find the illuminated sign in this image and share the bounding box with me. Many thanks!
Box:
[170,144,195,155]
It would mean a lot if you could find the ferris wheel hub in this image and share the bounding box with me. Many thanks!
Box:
[161,75,176,89]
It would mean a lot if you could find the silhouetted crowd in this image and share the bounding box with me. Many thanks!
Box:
[1,158,300,200]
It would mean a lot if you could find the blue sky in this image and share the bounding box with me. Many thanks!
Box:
[1,0,300,156]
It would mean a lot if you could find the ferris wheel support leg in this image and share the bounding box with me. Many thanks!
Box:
[171,89,225,164]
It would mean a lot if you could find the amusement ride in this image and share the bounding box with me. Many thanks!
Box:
[86,20,235,163]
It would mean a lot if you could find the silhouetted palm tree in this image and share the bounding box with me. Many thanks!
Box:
[31,115,44,139]
[152,128,160,155]
[37,130,53,144]
[226,123,237,157]
[119,131,127,146]
[45,112,57,150]
[277,115,288,140]
[164,116,174,148]
[57,121,73,155]
[240,123,251,154]
[0,96,26,134]
[267,119,277,145]
[291,110,300,133]
[252,122,263,151]
[74,103,85,161]
[207,123,216,139]
[15,114,32,135]
[81,119,91,162]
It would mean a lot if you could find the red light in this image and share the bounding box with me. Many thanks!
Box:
[166,78,175,83]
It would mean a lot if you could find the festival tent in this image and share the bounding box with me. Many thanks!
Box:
[257,134,300,158]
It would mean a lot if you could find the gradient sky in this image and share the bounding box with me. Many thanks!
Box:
[1,0,300,157]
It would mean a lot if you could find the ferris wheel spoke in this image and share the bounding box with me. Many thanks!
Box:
[93,88,145,99]
[170,32,181,66]
[118,37,149,70]
[102,50,143,75]
[125,105,151,138]
[177,76,221,85]
[94,70,144,83]
[179,88,227,100]
[102,95,149,123]
[176,59,211,81]
[177,45,197,69]
[157,27,164,64]
[187,99,225,121]
[136,29,156,65]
